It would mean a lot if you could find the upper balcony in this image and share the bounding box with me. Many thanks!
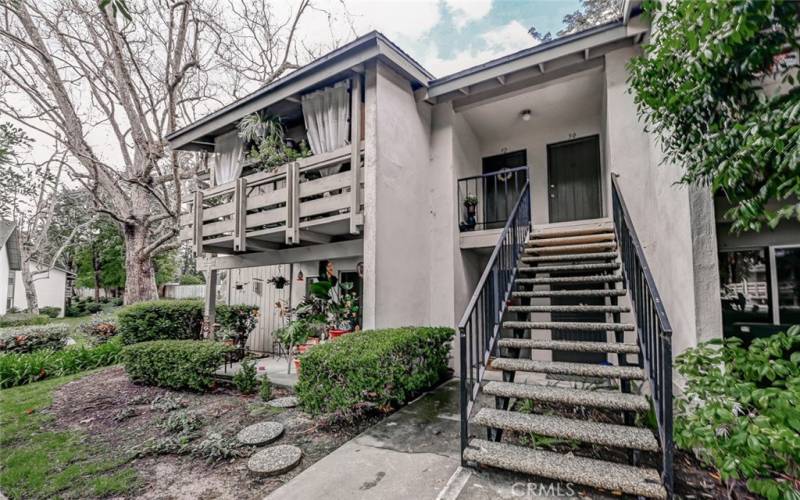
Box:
[179,144,364,255]
[177,72,366,256]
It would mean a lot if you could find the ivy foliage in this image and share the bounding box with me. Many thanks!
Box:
[674,326,800,499]
[628,0,800,232]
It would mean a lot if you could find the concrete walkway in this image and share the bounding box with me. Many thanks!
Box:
[266,380,463,500]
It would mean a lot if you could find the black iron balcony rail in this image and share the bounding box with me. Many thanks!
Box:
[611,174,674,496]
[458,166,528,232]
[458,180,531,463]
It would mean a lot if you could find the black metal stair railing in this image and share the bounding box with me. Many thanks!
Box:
[611,174,674,495]
[458,180,531,464]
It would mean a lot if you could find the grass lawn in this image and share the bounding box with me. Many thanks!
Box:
[0,370,139,499]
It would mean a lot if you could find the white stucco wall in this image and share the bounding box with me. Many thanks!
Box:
[12,264,68,316]
[362,61,434,329]
[0,246,10,316]
[604,46,722,355]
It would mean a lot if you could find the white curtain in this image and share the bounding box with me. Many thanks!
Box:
[301,80,350,155]
[213,129,244,185]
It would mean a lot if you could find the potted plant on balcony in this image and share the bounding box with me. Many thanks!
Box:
[238,113,310,173]
[462,195,478,231]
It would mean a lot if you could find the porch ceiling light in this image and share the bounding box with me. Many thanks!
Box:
[520,109,531,121]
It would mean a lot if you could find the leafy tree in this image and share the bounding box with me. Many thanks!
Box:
[628,0,800,232]
[75,218,125,299]
[0,123,31,219]
[529,0,622,42]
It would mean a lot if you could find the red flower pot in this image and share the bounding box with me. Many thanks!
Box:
[293,358,301,373]
[297,344,309,354]
[328,329,351,340]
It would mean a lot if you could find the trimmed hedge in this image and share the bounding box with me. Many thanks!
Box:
[121,340,232,391]
[0,337,124,388]
[39,306,61,318]
[296,327,454,414]
[118,300,205,344]
[117,300,259,345]
[0,324,70,353]
[0,314,50,328]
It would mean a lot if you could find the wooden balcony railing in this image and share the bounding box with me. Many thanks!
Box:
[180,144,364,255]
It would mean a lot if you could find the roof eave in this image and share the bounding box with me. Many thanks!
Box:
[166,31,432,151]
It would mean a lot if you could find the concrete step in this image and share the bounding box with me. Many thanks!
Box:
[507,304,631,313]
[473,408,659,451]
[498,338,640,353]
[515,275,622,285]
[512,289,627,298]
[527,233,615,247]
[484,381,650,412]
[502,321,635,332]
[517,262,620,273]
[521,252,618,263]
[491,358,645,380]
[464,439,666,499]
[531,224,614,239]
[525,242,617,255]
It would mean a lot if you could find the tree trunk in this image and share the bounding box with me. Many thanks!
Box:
[122,223,158,304]
[92,247,101,302]
[19,263,39,315]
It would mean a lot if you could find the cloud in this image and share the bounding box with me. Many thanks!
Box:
[419,20,537,77]
[447,0,493,29]
[481,20,537,52]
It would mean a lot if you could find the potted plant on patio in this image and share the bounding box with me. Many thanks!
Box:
[274,319,310,374]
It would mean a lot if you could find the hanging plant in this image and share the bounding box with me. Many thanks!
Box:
[237,113,311,173]
[267,275,288,289]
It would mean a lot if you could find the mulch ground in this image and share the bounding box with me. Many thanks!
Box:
[46,366,377,499]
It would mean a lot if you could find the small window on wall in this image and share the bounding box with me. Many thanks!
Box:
[718,245,800,339]
[7,275,15,310]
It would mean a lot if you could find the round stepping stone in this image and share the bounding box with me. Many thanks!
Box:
[248,445,302,476]
[237,421,284,446]
[266,396,298,408]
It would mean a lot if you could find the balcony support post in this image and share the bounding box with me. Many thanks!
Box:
[193,190,204,257]
[233,177,248,252]
[349,73,363,234]
[202,268,217,338]
[286,162,300,245]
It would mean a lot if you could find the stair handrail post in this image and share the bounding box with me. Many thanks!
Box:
[457,179,531,465]
[610,173,674,497]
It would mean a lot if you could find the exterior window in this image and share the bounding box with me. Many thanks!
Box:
[719,249,770,338]
[7,275,15,310]
[775,247,800,325]
[719,245,800,339]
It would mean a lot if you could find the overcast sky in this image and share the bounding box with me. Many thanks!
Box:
[302,0,581,77]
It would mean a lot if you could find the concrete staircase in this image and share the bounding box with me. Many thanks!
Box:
[463,223,667,499]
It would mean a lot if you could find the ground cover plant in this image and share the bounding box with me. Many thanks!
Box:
[674,325,800,498]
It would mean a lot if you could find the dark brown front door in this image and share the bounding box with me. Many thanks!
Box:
[547,136,602,223]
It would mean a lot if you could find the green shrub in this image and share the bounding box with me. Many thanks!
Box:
[675,325,800,499]
[296,326,454,414]
[117,300,204,344]
[233,358,258,394]
[121,340,232,392]
[117,300,259,345]
[0,324,70,353]
[38,306,61,318]
[0,313,50,328]
[178,274,205,285]
[85,302,102,314]
[259,374,272,401]
[110,297,123,307]
[0,337,124,388]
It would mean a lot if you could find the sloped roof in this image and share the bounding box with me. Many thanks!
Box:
[0,220,21,271]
